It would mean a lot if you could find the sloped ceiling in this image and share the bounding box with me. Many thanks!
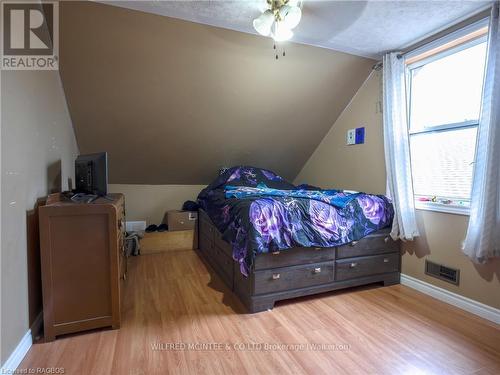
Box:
[60,1,374,184]
[101,0,491,59]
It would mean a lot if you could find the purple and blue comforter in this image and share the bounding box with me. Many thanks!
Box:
[197,166,394,276]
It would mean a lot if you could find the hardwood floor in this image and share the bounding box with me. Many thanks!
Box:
[20,250,500,374]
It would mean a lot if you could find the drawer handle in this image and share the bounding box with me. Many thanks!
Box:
[314,247,322,250]
[313,267,321,274]
[272,251,280,255]
[272,273,281,280]
[383,258,389,263]
[350,241,358,247]
[350,262,358,268]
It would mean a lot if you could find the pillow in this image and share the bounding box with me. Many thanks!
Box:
[222,166,295,189]
[197,166,295,202]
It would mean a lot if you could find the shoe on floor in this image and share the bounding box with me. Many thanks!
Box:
[145,224,158,233]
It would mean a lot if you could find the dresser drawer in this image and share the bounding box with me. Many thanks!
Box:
[254,246,335,271]
[336,229,399,259]
[254,262,334,295]
[335,253,399,281]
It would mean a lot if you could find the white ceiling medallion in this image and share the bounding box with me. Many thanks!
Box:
[253,0,302,58]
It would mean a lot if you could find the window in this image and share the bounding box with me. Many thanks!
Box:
[406,26,488,214]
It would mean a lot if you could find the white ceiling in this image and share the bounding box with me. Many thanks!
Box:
[101,1,491,59]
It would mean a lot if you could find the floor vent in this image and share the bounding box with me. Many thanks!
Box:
[425,260,460,285]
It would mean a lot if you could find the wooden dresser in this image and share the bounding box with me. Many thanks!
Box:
[39,193,126,341]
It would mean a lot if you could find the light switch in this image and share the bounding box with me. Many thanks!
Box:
[346,129,356,145]
[355,127,365,144]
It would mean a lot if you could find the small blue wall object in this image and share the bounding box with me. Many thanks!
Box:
[355,127,365,144]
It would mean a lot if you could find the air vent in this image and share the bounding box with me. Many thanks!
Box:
[425,260,460,285]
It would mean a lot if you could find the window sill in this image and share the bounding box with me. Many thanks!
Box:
[414,201,470,216]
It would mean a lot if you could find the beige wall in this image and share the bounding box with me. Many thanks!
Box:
[1,70,79,364]
[109,184,206,224]
[295,71,500,309]
[404,210,500,309]
[295,71,385,193]
[59,1,374,185]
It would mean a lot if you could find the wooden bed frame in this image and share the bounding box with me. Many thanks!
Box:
[198,210,401,313]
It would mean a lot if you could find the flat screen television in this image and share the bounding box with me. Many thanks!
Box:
[75,152,108,196]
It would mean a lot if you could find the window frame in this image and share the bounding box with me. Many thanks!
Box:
[405,28,488,216]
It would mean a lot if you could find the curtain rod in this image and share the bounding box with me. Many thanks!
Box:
[372,5,493,70]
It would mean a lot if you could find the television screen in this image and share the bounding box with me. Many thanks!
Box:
[75,152,108,196]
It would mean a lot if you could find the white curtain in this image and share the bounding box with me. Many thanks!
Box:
[462,3,500,263]
[383,52,420,241]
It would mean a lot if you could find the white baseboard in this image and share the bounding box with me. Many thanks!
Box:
[401,274,500,325]
[0,329,32,372]
[0,312,42,372]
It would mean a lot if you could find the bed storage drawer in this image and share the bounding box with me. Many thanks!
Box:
[336,229,398,259]
[202,238,216,269]
[202,240,234,289]
[254,247,335,271]
[212,244,234,289]
[335,253,399,281]
[254,262,334,295]
[199,230,212,255]
[199,215,214,242]
[214,234,233,258]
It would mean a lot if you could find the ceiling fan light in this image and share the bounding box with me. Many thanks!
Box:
[272,22,293,42]
[281,5,302,30]
[253,10,274,36]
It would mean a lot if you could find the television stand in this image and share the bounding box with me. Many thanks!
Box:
[39,193,126,340]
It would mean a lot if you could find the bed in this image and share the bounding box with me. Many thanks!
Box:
[197,166,401,312]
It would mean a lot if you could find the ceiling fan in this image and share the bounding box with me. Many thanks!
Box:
[253,0,302,42]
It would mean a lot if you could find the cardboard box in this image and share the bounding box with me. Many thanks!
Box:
[167,210,198,231]
[141,230,197,255]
